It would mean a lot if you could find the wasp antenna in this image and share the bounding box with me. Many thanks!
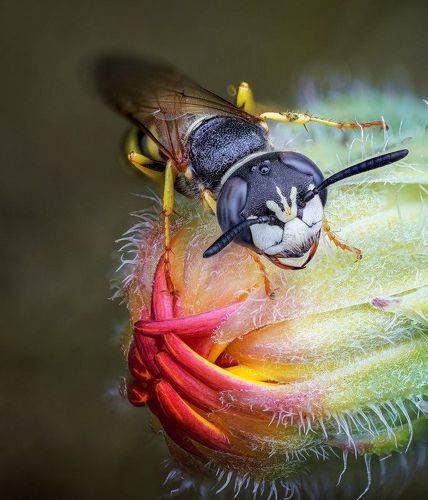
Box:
[303,149,409,203]
[203,216,275,258]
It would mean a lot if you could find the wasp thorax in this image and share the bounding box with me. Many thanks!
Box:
[217,151,326,267]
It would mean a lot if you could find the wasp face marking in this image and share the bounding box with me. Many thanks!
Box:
[266,185,298,223]
[250,185,323,261]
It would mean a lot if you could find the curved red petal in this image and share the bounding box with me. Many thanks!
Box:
[155,380,231,453]
[135,301,241,336]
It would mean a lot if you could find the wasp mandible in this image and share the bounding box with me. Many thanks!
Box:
[96,56,408,292]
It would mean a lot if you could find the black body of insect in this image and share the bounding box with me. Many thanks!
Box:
[95,56,408,270]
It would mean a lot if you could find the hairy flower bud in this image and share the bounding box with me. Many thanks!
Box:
[117,89,427,498]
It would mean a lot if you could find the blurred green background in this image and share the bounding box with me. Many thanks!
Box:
[1,0,427,498]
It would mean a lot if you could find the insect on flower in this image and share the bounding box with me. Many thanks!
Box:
[96,56,408,290]
[115,82,427,498]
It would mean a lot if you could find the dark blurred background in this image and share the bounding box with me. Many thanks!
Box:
[0,1,427,499]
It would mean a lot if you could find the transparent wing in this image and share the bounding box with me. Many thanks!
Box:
[95,55,259,167]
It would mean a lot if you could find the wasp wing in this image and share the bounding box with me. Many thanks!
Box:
[95,56,259,167]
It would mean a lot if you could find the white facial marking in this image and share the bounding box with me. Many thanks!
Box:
[250,223,283,252]
[264,218,322,255]
[249,185,324,258]
[301,194,324,227]
[266,185,298,223]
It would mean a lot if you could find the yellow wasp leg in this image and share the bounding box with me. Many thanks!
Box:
[323,218,362,261]
[236,82,255,114]
[124,127,164,182]
[259,111,387,130]
[163,161,176,250]
[128,151,164,182]
[163,161,177,294]
[201,189,217,214]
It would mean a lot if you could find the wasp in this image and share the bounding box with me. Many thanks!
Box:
[96,56,408,294]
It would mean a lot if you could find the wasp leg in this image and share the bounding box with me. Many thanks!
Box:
[128,151,164,182]
[124,127,164,182]
[323,219,362,261]
[236,82,256,114]
[249,251,275,298]
[259,111,387,131]
[201,189,217,214]
[162,161,177,295]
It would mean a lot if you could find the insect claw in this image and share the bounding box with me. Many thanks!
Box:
[354,249,363,262]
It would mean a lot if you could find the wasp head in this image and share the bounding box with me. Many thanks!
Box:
[211,151,326,268]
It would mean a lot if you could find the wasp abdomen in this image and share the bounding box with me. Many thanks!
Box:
[188,116,269,192]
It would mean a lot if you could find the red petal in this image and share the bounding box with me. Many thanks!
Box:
[134,334,161,377]
[187,338,213,358]
[163,334,265,391]
[155,380,231,452]
[216,351,238,368]
[128,342,151,381]
[151,255,174,321]
[155,351,221,412]
[127,380,150,406]
[139,307,151,321]
[135,301,241,337]
[148,397,202,457]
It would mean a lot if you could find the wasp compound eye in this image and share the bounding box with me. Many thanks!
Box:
[278,151,327,206]
[216,176,252,247]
